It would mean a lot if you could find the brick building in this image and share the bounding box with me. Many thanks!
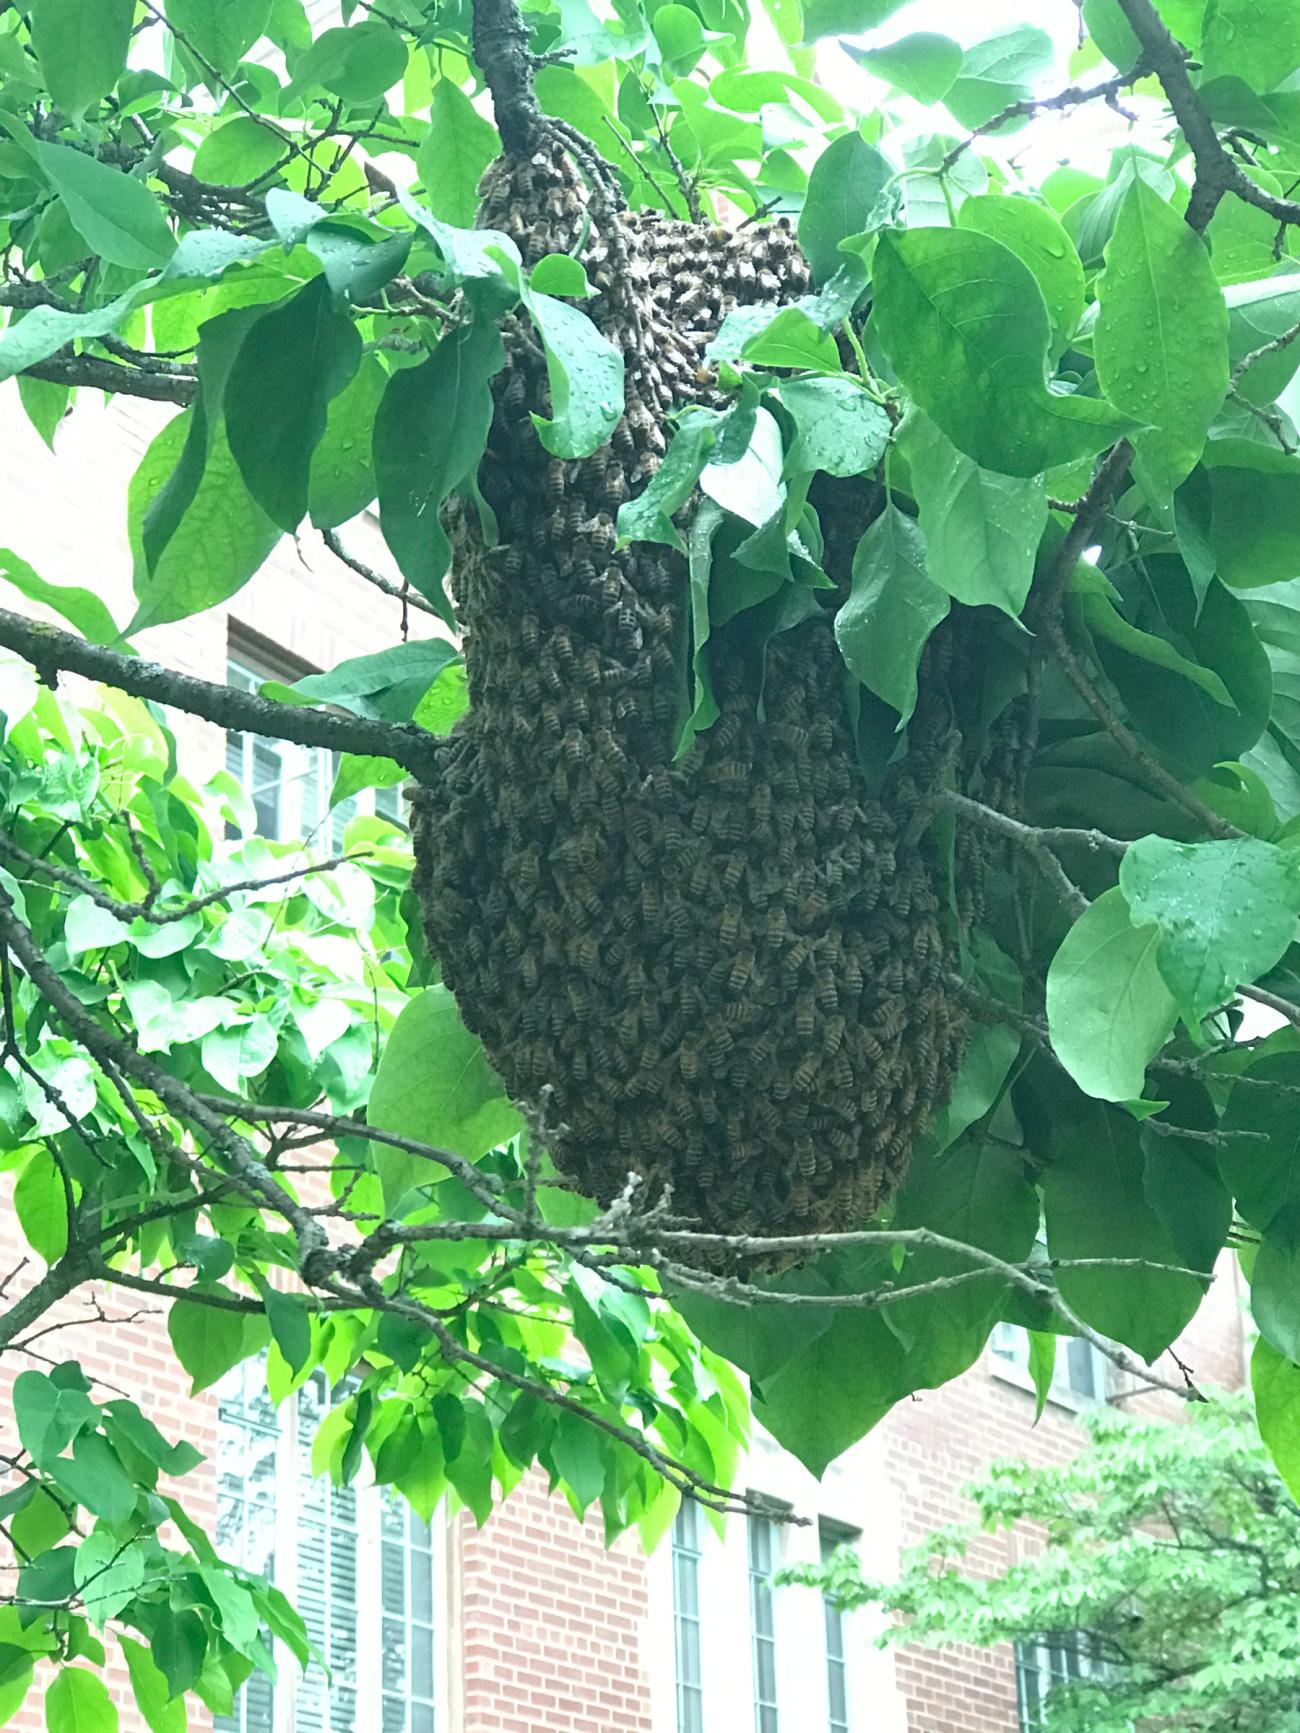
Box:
[0,388,1249,1733]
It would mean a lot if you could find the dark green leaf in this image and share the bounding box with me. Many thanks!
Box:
[835,504,948,724]
[617,408,720,550]
[225,276,362,531]
[308,352,386,529]
[1202,439,1300,587]
[374,316,504,618]
[52,1432,136,1527]
[13,1370,94,1468]
[1221,1053,1300,1231]
[119,1635,186,1733]
[150,1609,206,1699]
[872,228,1136,477]
[31,138,175,270]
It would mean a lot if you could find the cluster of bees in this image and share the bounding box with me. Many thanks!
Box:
[412,143,971,1253]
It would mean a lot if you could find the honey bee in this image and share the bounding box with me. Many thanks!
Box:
[678,1042,699,1081]
[728,951,753,995]
[520,613,540,653]
[795,996,815,1040]
[545,458,566,504]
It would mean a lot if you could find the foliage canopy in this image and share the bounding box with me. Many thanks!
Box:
[3,0,1300,1724]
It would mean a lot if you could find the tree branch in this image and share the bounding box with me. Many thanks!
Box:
[0,608,442,781]
[1113,0,1300,233]
[472,0,544,155]
[20,354,196,404]
[940,60,1150,172]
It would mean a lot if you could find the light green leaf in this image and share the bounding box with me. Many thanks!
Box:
[308,352,386,530]
[287,21,408,103]
[674,501,725,758]
[1026,1330,1056,1422]
[1201,0,1300,91]
[957,195,1085,356]
[617,408,720,550]
[1120,835,1300,1021]
[872,228,1136,477]
[30,0,133,119]
[64,894,129,956]
[32,138,175,270]
[1045,887,1179,1102]
[201,1020,278,1092]
[1095,176,1229,505]
[800,0,908,42]
[369,986,522,1209]
[778,377,891,478]
[1253,1335,1300,1505]
[44,1667,118,1733]
[844,33,962,104]
[835,503,949,724]
[522,286,625,459]
[119,1635,186,1733]
[167,1296,266,1395]
[417,80,499,228]
[945,26,1054,129]
[902,413,1047,616]
[798,131,892,284]
[166,0,272,75]
[127,414,282,633]
[14,1150,69,1265]
[291,640,458,722]
[700,406,785,526]
[0,550,122,645]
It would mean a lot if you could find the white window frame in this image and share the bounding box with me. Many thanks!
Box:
[988,1319,1111,1412]
[1014,1631,1109,1733]
[214,1361,449,1733]
[225,654,403,848]
[818,1521,856,1733]
[648,1430,908,1733]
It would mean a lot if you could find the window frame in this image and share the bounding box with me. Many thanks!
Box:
[213,1360,448,1733]
[817,1521,857,1733]
[671,1501,705,1733]
[989,1319,1111,1412]
[747,1512,781,1733]
[1014,1631,1109,1733]
[225,651,404,849]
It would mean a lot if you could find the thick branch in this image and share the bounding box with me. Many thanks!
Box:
[0,608,442,782]
[21,354,196,404]
[472,0,544,155]
[1114,0,1300,232]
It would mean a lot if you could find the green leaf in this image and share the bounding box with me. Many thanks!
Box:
[201,1020,278,1092]
[1221,1054,1300,1232]
[944,26,1054,130]
[374,316,504,619]
[264,1290,312,1375]
[119,1635,186,1733]
[872,228,1136,477]
[291,640,459,722]
[1043,1098,1205,1360]
[128,412,281,632]
[522,285,625,459]
[29,0,134,120]
[700,406,785,527]
[1045,887,1179,1102]
[53,1432,137,1528]
[551,1410,607,1515]
[167,1296,264,1395]
[288,21,408,103]
[957,195,1085,357]
[653,3,705,75]
[369,986,523,1209]
[530,254,593,299]
[1201,0,1300,91]
[778,377,891,478]
[1201,439,1300,588]
[1071,564,1235,706]
[1226,279,1300,406]
[418,80,499,227]
[799,0,907,45]
[673,501,725,757]
[150,1610,206,1700]
[65,894,130,956]
[225,277,362,532]
[308,352,386,529]
[166,0,272,74]
[0,550,121,645]
[14,1371,94,1467]
[1095,177,1229,505]
[844,33,962,104]
[835,503,949,724]
[44,1667,117,1733]
[753,1300,906,1475]
[18,375,69,451]
[102,1401,202,1476]
[902,413,1047,617]
[1120,836,1300,1022]
[1253,1335,1300,1505]
[617,408,720,550]
[14,1151,69,1264]
[30,138,175,270]
[1252,1224,1300,1363]
[1026,1330,1056,1421]
[797,131,892,284]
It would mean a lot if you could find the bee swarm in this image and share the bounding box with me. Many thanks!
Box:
[411,143,971,1255]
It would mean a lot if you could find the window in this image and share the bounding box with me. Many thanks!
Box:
[748,1516,779,1733]
[818,1524,855,1733]
[671,1502,704,1733]
[214,1362,438,1733]
[990,1322,1110,1409]
[226,657,402,848]
[1015,1633,1106,1733]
